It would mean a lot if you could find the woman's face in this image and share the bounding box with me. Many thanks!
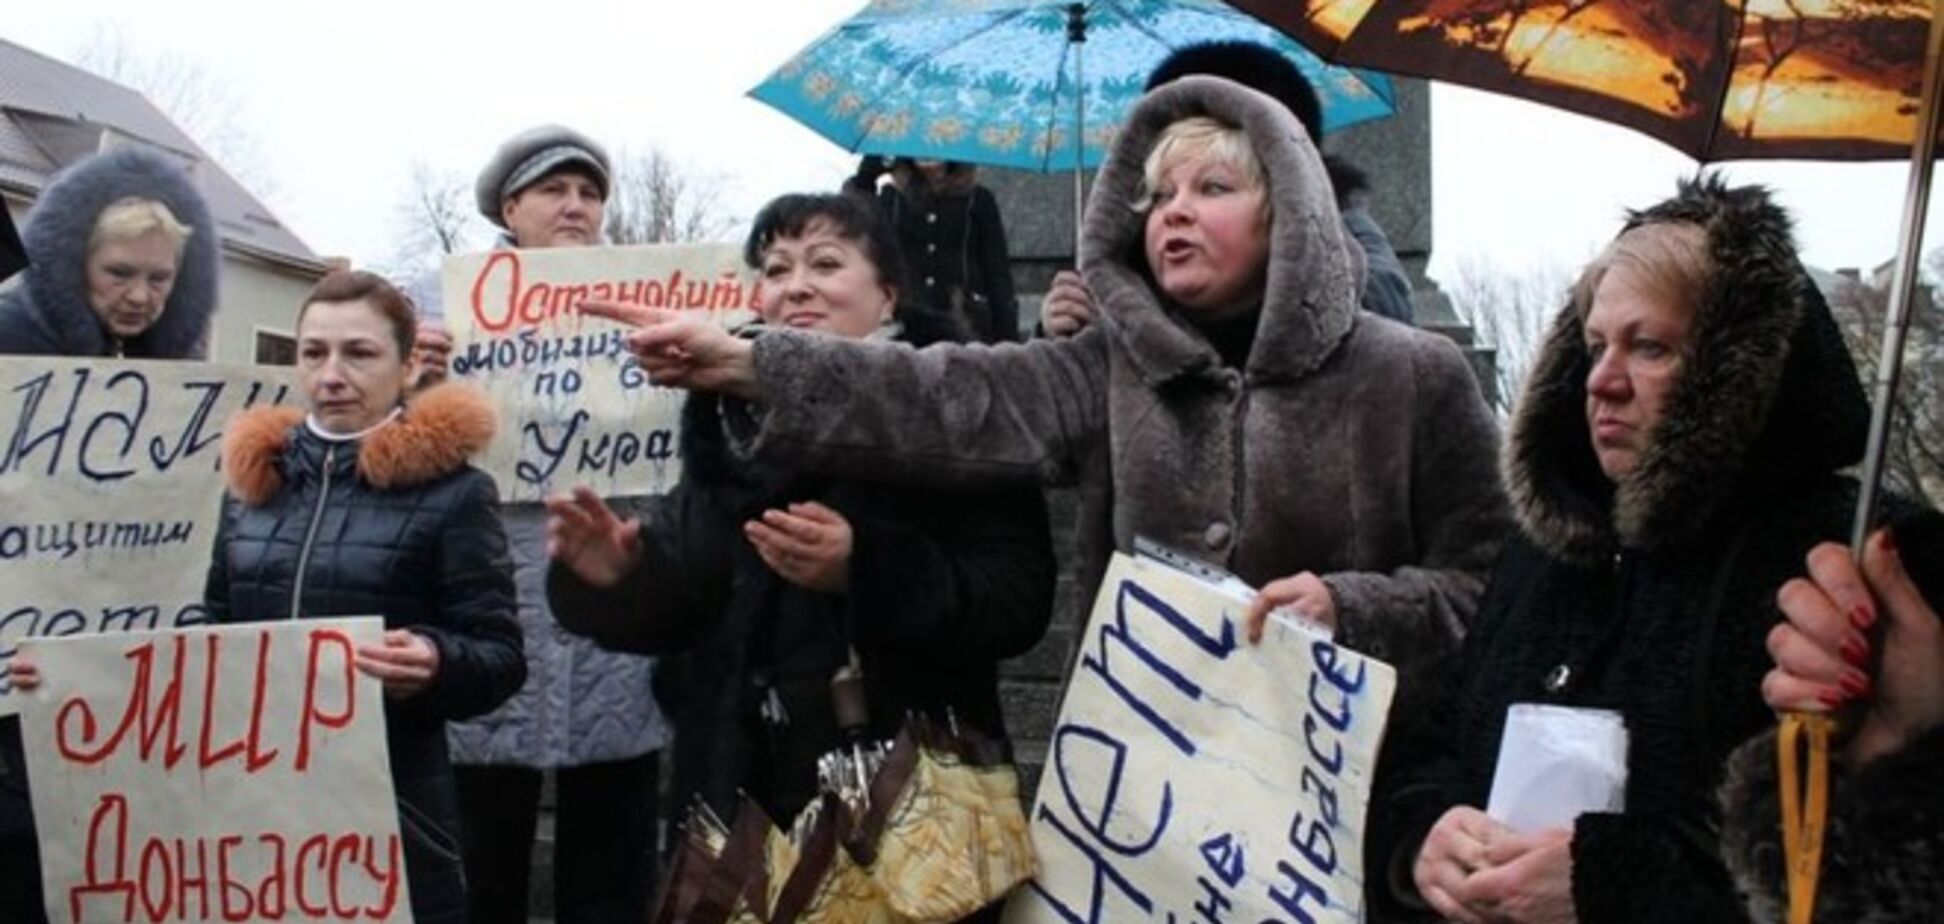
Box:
[1143,150,1270,317]
[1583,264,1693,481]
[755,219,896,340]
[86,230,179,339]
[298,299,413,434]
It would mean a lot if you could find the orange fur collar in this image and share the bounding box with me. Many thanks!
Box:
[221,383,497,505]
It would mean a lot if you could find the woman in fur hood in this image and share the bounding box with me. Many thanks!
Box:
[587,75,1511,676]
[0,144,222,924]
[0,145,219,358]
[1369,176,1943,924]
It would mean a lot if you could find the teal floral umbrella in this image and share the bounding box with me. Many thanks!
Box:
[750,0,1396,172]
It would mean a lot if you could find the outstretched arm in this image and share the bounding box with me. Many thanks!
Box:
[583,299,1112,491]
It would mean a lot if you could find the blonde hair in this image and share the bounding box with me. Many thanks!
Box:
[1573,221,1711,330]
[88,197,194,256]
[1132,116,1266,212]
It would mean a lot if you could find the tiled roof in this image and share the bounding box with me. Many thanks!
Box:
[0,36,320,269]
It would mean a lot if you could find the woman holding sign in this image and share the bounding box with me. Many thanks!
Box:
[546,192,1054,844]
[11,271,524,923]
[207,271,523,924]
[1374,179,1944,924]
[0,145,220,924]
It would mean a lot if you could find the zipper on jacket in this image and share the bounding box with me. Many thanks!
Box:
[289,443,337,621]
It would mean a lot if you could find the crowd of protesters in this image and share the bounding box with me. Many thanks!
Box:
[1,37,1938,924]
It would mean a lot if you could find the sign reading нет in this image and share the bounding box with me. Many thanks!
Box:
[1003,553,1397,924]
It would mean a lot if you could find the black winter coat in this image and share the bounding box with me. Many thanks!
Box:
[869,176,1020,344]
[550,326,1055,825]
[1369,178,1944,924]
[208,385,524,924]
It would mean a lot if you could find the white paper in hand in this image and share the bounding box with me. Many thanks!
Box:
[1485,703,1628,833]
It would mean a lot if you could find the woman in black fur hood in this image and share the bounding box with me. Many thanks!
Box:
[0,145,219,358]
[1367,175,1943,924]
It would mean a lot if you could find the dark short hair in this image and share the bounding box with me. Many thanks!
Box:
[742,192,907,293]
[1146,41,1324,144]
[298,270,418,358]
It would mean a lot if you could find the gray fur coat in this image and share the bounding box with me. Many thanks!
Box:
[740,76,1511,664]
[0,146,218,358]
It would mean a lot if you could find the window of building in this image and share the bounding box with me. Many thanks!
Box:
[254,329,296,366]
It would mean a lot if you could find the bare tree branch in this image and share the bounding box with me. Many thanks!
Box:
[603,147,738,245]
[378,162,480,310]
[1826,262,1944,507]
[1444,255,1572,413]
[74,25,277,195]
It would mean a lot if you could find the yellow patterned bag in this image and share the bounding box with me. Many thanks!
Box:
[648,717,1036,923]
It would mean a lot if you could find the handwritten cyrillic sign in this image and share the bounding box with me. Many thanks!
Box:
[440,243,757,501]
[1003,553,1397,924]
[18,617,409,924]
[0,358,295,714]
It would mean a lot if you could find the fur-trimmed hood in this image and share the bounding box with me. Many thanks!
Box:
[222,383,497,505]
[0,146,220,358]
[1081,75,1364,386]
[1504,176,1868,562]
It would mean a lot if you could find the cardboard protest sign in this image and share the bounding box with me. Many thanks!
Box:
[18,617,409,924]
[0,357,296,716]
[1003,553,1397,924]
[440,243,757,502]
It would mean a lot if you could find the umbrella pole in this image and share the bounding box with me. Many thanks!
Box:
[1788,16,1944,924]
[1068,3,1088,262]
[1849,3,1944,553]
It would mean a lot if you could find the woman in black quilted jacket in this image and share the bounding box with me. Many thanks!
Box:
[8,270,523,923]
[207,270,524,924]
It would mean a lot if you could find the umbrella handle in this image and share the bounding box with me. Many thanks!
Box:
[1777,712,1833,924]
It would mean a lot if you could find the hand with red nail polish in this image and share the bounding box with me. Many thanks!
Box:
[1764,529,1943,768]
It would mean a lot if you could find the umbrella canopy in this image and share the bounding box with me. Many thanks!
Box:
[749,0,1397,172]
[1229,0,1936,162]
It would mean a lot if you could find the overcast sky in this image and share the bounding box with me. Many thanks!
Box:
[9,1,1941,290]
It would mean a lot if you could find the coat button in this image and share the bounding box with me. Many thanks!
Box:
[1544,664,1572,693]
[1203,522,1232,550]
[925,276,936,287]
[926,211,938,224]
[927,243,937,253]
